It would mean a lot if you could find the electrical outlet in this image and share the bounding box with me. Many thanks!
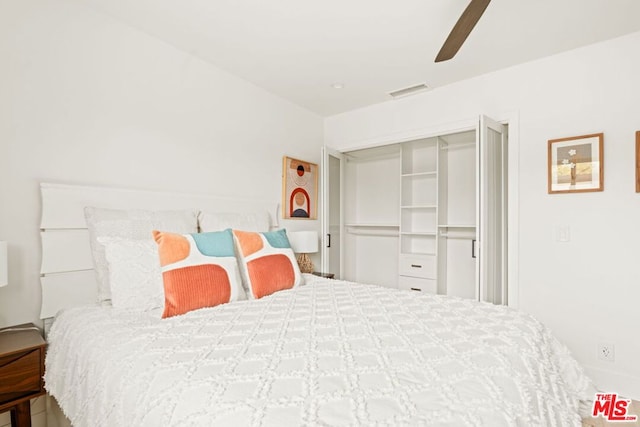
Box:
[598,343,615,362]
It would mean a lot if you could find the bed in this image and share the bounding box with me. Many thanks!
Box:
[40,183,595,427]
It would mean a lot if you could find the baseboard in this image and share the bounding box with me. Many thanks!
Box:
[585,364,640,400]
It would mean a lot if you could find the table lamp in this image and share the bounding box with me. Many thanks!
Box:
[287,231,319,273]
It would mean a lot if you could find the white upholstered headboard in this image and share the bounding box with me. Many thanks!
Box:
[39,182,279,326]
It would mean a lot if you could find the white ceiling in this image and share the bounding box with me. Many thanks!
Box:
[80,0,640,116]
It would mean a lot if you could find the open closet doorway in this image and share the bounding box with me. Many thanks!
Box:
[321,115,510,306]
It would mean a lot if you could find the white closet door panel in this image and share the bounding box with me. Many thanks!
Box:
[322,147,345,278]
[478,116,507,304]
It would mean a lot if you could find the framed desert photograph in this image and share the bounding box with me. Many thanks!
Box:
[548,133,604,194]
[282,156,318,219]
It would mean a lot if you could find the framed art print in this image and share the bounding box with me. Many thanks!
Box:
[282,156,318,219]
[548,133,603,194]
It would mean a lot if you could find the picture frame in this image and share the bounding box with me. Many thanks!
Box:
[282,156,318,219]
[548,133,604,194]
[636,131,640,193]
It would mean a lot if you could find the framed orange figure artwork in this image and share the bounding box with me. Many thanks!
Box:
[282,156,318,219]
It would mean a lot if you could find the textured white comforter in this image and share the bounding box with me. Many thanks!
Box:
[45,275,594,426]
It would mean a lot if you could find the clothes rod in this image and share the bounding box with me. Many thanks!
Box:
[347,230,399,237]
[439,233,476,240]
[440,142,475,150]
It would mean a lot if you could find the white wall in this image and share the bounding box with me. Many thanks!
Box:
[0,1,323,329]
[326,32,640,399]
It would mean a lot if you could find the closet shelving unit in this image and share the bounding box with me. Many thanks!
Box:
[398,138,439,293]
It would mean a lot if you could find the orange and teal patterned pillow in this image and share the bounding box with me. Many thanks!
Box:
[152,229,244,318]
[232,229,302,299]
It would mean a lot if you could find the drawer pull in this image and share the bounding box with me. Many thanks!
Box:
[410,264,422,268]
[410,287,421,291]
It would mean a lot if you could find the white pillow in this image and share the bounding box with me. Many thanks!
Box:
[85,207,198,303]
[100,238,164,312]
[198,211,271,233]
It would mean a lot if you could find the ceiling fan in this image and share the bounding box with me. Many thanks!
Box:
[435,0,492,62]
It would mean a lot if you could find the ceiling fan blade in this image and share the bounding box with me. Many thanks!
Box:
[435,0,492,63]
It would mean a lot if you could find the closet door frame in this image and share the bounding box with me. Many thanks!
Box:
[477,115,508,304]
[323,113,520,307]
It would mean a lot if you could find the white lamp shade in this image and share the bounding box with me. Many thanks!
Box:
[0,241,7,287]
[287,231,319,254]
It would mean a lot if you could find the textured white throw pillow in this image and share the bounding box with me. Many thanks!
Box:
[100,238,164,312]
[198,211,271,233]
[85,207,198,303]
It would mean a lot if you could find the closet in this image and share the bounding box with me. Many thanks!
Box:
[322,116,507,304]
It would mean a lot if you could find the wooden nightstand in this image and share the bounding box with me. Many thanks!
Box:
[312,272,335,279]
[0,324,46,427]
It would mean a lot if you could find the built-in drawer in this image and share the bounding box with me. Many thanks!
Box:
[399,254,436,279]
[398,276,437,294]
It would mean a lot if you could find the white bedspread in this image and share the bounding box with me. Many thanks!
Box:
[45,276,594,426]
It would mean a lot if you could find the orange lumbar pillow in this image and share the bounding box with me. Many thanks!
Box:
[153,229,244,318]
[232,229,302,299]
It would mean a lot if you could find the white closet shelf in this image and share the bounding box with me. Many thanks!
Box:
[401,171,437,177]
[438,224,476,228]
[440,142,475,150]
[439,232,476,239]
[345,223,399,228]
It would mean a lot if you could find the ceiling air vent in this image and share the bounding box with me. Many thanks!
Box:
[388,83,429,99]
